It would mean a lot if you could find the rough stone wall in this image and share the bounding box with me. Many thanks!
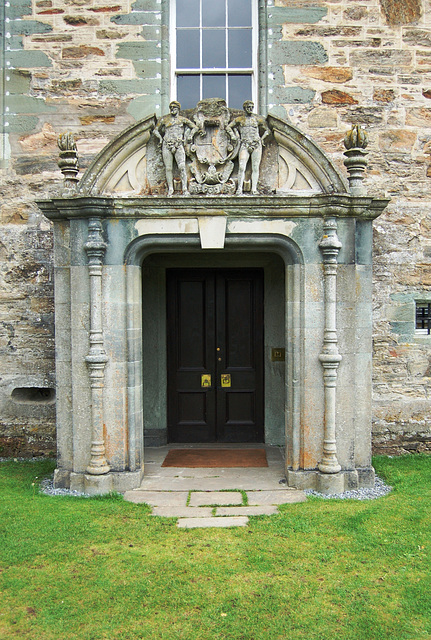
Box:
[1,0,431,455]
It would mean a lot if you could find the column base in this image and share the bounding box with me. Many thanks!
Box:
[286,467,375,494]
[58,468,145,494]
[84,473,113,496]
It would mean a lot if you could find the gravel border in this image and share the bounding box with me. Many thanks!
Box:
[39,477,90,497]
[304,475,392,500]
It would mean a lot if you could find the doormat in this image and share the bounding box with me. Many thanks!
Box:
[161,449,268,468]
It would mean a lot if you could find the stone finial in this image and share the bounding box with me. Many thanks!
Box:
[343,124,368,150]
[57,132,79,192]
[343,125,368,196]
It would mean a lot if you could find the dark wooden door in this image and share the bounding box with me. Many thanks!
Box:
[167,269,264,443]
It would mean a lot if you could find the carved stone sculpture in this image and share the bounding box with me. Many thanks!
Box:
[153,101,200,196]
[187,98,239,195]
[226,100,271,195]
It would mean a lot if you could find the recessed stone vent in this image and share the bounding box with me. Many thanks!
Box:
[11,387,55,404]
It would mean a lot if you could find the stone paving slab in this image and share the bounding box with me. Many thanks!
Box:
[177,516,249,528]
[215,505,278,516]
[189,491,243,507]
[138,476,287,491]
[247,490,306,505]
[150,506,213,517]
[123,490,189,506]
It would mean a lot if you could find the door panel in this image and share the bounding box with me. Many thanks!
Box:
[167,268,263,443]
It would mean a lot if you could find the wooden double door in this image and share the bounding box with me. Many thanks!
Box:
[167,268,264,443]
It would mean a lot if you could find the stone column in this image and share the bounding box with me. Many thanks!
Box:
[318,218,342,475]
[84,217,110,476]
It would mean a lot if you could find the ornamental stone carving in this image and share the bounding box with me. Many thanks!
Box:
[187,98,239,195]
[153,101,200,196]
[226,100,271,195]
[152,98,273,197]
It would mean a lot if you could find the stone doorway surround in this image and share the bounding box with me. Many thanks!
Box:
[37,108,388,496]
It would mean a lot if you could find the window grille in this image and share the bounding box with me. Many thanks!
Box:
[415,302,431,335]
[172,0,257,109]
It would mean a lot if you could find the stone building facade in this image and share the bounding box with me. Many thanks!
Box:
[1,0,431,461]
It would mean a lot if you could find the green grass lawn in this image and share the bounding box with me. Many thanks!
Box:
[0,455,430,640]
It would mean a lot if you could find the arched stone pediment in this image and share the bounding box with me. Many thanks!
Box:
[77,103,348,197]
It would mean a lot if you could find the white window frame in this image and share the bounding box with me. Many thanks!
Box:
[170,0,258,108]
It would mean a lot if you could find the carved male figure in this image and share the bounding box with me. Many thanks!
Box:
[226,100,270,195]
[153,101,199,196]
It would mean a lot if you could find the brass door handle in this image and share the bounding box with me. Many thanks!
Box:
[221,374,231,388]
[201,374,211,388]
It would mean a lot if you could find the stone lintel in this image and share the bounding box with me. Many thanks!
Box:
[37,194,389,222]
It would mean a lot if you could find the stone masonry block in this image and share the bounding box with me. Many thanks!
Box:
[267,6,327,25]
[111,12,161,26]
[272,41,328,66]
[4,70,31,94]
[5,115,39,134]
[116,41,161,61]
[6,95,56,114]
[6,37,24,50]
[6,1,32,19]
[9,20,53,36]
[6,50,52,68]
[99,79,155,95]
[274,86,315,104]
[133,60,163,79]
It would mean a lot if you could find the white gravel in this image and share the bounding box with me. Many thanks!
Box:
[39,477,91,497]
[304,475,392,500]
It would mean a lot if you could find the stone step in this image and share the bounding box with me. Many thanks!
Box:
[246,489,306,505]
[215,505,278,516]
[189,491,243,507]
[177,516,249,529]
[123,490,188,506]
[151,506,213,517]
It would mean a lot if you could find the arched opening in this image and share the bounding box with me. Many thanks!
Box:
[124,233,304,477]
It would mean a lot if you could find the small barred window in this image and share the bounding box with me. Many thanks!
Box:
[415,302,431,335]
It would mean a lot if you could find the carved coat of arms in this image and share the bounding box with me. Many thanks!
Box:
[186,98,240,195]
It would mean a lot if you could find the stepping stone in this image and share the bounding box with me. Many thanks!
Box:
[177,516,249,529]
[189,491,243,507]
[247,489,306,505]
[215,505,278,516]
[151,506,213,518]
[123,490,188,506]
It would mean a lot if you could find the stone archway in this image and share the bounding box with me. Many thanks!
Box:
[38,103,388,494]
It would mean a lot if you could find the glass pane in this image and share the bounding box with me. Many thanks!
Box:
[228,74,251,109]
[228,28,252,68]
[203,74,226,100]
[177,75,201,109]
[177,0,199,27]
[177,30,200,69]
[202,29,226,68]
[228,0,252,27]
[202,0,225,27]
